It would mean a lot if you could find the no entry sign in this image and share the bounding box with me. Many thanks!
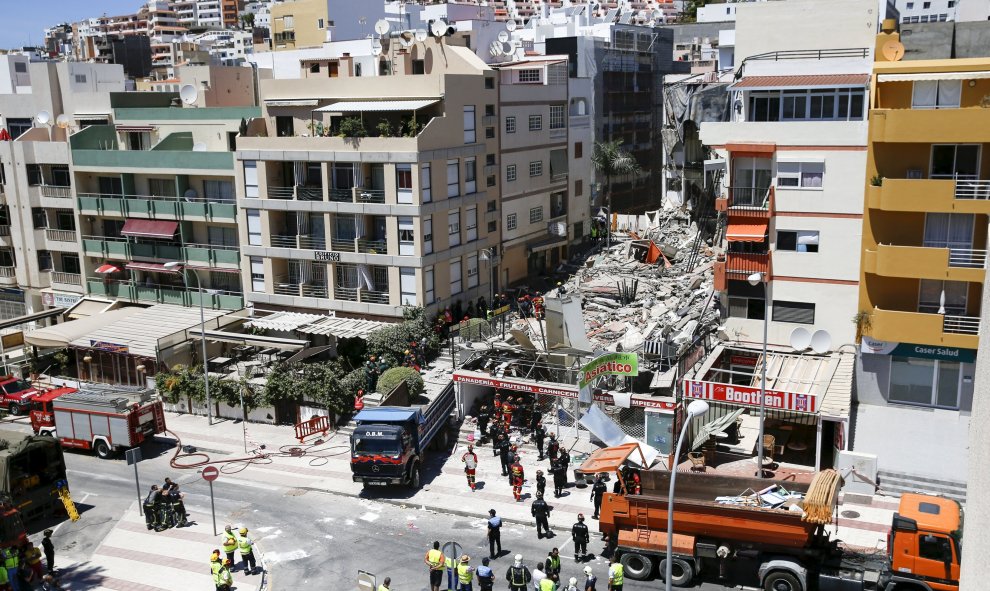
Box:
[202,465,220,482]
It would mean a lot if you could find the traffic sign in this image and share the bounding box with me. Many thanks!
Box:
[202,465,219,482]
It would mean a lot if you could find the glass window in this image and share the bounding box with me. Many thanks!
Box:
[450,257,462,295]
[51,166,70,187]
[529,206,543,224]
[575,142,583,159]
[247,209,261,246]
[26,165,42,186]
[890,357,936,406]
[423,218,433,254]
[507,213,517,231]
[777,161,824,188]
[447,160,459,198]
[930,144,980,179]
[506,164,517,182]
[464,158,477,194]
[32,208,47,228]
[467,253,479,289]
[463,106,476,144]
[549,105,565,129]
[62,254,80,275]
[244,160,259,198]
[398,217,415,256]
[505,116,516,134]
[923,213,974,249]
[420,164,431,203]
[466,207,478,242]
[400,267,417,306]
[776,230,819,253]
[518,69,540,83]
[448,210,460,247]
[37,250,52,271]
[529,161,543,177]
[424,266,435,304]
[913,80,962,109]
[529,114,542,131]
[771,300,815,324]
[396,164,413,204]
[936,362,961,408]
[918,279,967,315]
[208,226,237,247]
[204,180,234,201]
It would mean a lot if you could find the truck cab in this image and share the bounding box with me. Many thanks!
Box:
[29,388,75,435]
[350,409,422,487]
[0,376,39,416]
[888,493,962,591]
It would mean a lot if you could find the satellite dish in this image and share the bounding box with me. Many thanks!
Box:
[430,19,448,37]
[501,41,513,55]
[192,142,207,152]
[35,111,51,126]
[374,19,390,35]
[789,327,812,352]
[506,20,517,32]
[184,188,198,201]
[371,40,383,56]
[881,39,905,62]
[810,330,832,354]
[415,29,428,42]
[56,114,71,129]
[399,33,413,48]
[497,30,509,43]
[179,84,198,105]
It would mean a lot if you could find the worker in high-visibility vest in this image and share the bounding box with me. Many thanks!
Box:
[221,526,239,570]
[424,541,446,591]
[607,556,624,591]
[456,555,474,591]
[237,528,256,574]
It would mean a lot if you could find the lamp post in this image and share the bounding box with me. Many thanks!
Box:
[479,247,497,307]
[666,399,709,591]
[164,262,212,426]
[748,271,769,477]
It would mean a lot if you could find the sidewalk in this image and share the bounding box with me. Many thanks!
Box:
[162,412,897,551]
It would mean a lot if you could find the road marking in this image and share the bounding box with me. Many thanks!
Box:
[68,469,131,483]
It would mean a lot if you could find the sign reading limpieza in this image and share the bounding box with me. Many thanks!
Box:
[578,352,639,402]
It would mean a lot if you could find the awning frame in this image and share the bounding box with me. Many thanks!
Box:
[877,71,990,83]
[187,328,307,351]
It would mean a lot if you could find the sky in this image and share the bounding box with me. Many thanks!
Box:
[0,0,142,50]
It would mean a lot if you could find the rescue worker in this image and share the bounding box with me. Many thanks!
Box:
[502,397,514,430]
[550,456,567,498]
[533,422,546,460]
[505,555,532,591]
[425,541,446,591]
[456,555,474,591]
[23,544,42,580]
[487,510,502,559]
[535,470,547,498]
[0,556,10,591]
[462,444,479,491]
[583,566,597,591]
[493,393,503,419]
[237,528,256,574]
[3,545,19,591]
[546,433,560,461]
[498,435,513,477]
[477,558,494,591]
[507,445,519,482]
[143,485,161,530]
[377,577,391,591]
[572,514,590,562]
[539,575,556,591]
[216,559,233,591]
[221,525,239,570]
[169,484,188,527]
[531,493,553,539]
[477,405,491,445]
[607,556,623,591]
[564,577,579,591]
[544,548,561,579]
[591,475,608,520]
[510,455,525,502]
[489,420,502,453]
[209,551,223,591]
[41,530,54,574]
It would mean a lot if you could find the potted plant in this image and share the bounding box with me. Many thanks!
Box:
[338,117,367,138]
[853,310,873,342]
[870,175,883,187]
[376,120,393,137]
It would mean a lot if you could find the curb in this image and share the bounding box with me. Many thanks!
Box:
[254,538,270,591]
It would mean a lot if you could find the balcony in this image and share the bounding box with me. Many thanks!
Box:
[86,278,244,310]
[356,239,387,254]
[0,266,15,285]
[82,237,240,268]
[869,307,979,349]
[870,108,990,144]
[78,193,238,221]
[867,179,990,214]
[45,228,77,243]
[39,185,72,199]
[714,252,771,291]
[360,290,390,304]
[49,271,81,286]
[71,149,234,171]
[270,234,327,250]
[864,244,986,283]
[267,185,324,201]
[716,186,774,218]
[273,279,328,299]
[355,188,386,204]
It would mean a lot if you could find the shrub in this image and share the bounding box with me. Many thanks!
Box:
[339,117,367,138]
[377,367,424,398]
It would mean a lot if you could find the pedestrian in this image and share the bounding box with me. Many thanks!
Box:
[377,576,391,591]
[535,470,547,498]
[457,555,474,591]
[462,444,478,491]
[221,525,238,569]
[23,544,42,581]
[546,433,560,461]
[531,563,546,591]
[533,422,546,460]
[477,557,494,591]
[544,548,561,579]
[487,510,502,559]
[572,514,589,562]
[216,559,233,591]
[425,541,446,591]
[510,455,525,502]
[41,530,54,574]
[531,493,553,539]
[497,434,512,475]
[607,556,624,591]
[210,551,223,591]
[591,475,608,520]
[477,405,491,444]
[505,554,532,591]
[583,566,597,591]
[237,528,256,574]
[142,485,160,530]
[3,546,18,591]
[550,456,567,498]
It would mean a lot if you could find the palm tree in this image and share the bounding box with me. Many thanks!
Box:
[591,140,641,247]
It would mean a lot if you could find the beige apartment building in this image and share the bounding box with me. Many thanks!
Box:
[271,0,329,50]
[235,39,500,320]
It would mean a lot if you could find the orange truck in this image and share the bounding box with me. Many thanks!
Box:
[585,448,961,591]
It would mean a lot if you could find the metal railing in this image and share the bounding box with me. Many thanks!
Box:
[335,286,358,301]
[300,235,326,250]
[77,192,236,204]
[943,315,980,335]
[744,47,869,62]
[273,282,301,296]
[355,188,386,204]
[329,188,353,202]
[46,228,77,242]
[49,271,81,285]
[40,185,72,198]
[360,290,390,304]
[724,251,771,276]
[728,186,772,209]
[270,234,297,248]
[0,267,15,278]
[297,186,323,201]
[948,248,988,269]
[267,186,295,199]
[955,180,990,200]
[356,239,387,254]
[330,237,357,252]
[301,284,328,298]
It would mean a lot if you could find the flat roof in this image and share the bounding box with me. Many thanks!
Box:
[69,304,229,357]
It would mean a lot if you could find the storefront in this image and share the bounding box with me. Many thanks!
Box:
[859,337,975,410]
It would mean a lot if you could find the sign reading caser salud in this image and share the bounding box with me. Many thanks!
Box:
[860,337,975,364]
[578,352,639,402]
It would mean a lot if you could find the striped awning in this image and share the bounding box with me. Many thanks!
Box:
[729,73,870,91]
[121,219,178,239]
[313,99,440,113]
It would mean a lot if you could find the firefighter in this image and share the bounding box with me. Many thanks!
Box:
[489,420,502,453]
[572,514,590,562]
[510,455,525,501]
[502,397,514,430]
[462,444,478,491]
[535,470,547,498]
[507,445,519,482]
[477,405,491,445]
[505,555,532,591]
[550,456,568,498]
[168,484,188,527]
[496,434,511,475]
[221,526,239,570]
[531,493,553,539]
[493,393,503,419]
[546,433,560,461]
[533,421,546,460]
[143,485,161,530]
[591,475,608,520]
[529,406,543,435]
[237,528,256,574]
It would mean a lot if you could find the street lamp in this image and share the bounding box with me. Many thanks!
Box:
[666,399,709,591]
[748,271,769,477]
[479,247,497,307]
[163,261,212,426]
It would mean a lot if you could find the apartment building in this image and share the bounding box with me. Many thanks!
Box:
[69,94,259,311]
[853,22,990,495]
[271,0,328,50]
[236,39,499,320]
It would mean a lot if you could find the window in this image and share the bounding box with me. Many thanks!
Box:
[247,209,261,246]
[464,158,477,194]
[573,221,583,239]
[529,206,544,224]
[906,1,914,6]
[487,175,496,187]
[574,142,583,159]
[948,0,955,6]
[463,106,476,144]
[912,80,962,109]
[505,116,516,134]
[412,60,425,74]
[26,165,42,186]
[466,207,478,242]
[204,180,234,201]
[919,279,967,315]
[518,69,540,83]
[450,257,462,295]
[777,161,824,188]
[776,230,819,252]
[575,179,583,196]
[250,257,265,292]
[488,221,497,232]
[420,163,431,202]
[548,62,568,85]
[244,160,259,198]
[467,253,479,288]
[425,266,435,304]
[528,114,542,131]
[275,116,294,137]
[771,301,815,324]
[446,159,460,198]
[448,210,461,247]
[0,250,13,267]
[727,280,767,320]
[485,77,495,89]
[549,105,565,130]
[890,357,962,409]
[355,63,362,76]
[6,118,31,139]
[208,226,237,247]
[317,18,324,28]
[529,161,543,177]
[930,145,980,179]
[486,154,496,166]
[938,13,948,20]
[549,149,568,179]
[13,62,25,73]
[62,254,80,275]
[55,210,75,231]
[310,63,320,74]
[923,1,931,7]
[400,267,417,306]
[924,213,974,250]
[37,250,52,272]
[282,15,294,28]
[507,213,517,231]
[487,200,497,212]
[398,217,415,256]
[396,164,413,204]
[486,127,495,139]
[485,104,495,117]
[423,218,433,254]
[748,89,865,121]
[506,164,517,182]
[31,208,47,229]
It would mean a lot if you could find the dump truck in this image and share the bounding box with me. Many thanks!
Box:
[349,382,455,489]
[0,430,68,523]
[31,386,166,459]
[584,446,961,591]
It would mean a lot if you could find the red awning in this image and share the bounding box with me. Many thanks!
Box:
[726,220,768,242]
[126,262,177,273]
[94,263,121,274]
[121,219,178,239]
[185,265,240,274]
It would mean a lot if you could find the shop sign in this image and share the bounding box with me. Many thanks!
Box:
[683,379,820,414]
[42,292,82,308]
[90,340,129,354]
[579,352,639,403]
[860,337,976,364]
[0,288,24,303]
[452,371,675,410]
[314,251,341,262]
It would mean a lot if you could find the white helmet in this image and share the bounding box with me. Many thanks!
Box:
[514,554,523,567]
[569,577,577,585]
[584,566,593,575]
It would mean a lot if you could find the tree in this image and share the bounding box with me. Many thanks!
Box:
[591,140,641,247]
[365,307,441,367]
[240,13,255,29]
[378,367,425,399]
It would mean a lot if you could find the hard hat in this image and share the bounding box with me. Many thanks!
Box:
[239,527,248,535]
[584,566,593,575]
[569,577,577,586]
[515,554,523,561]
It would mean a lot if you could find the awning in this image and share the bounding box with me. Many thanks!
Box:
[185,265,241,274]
[528,235,568,254]
[116,125,154,132]
[187,328,307,351]
[314,99,440,113]
[95,263,122,274]
[73,112,110,120]
[24,307,143,349]
[575,443,647,475]
[121,219,178,239]
[284,345,334,364]
[65,298,115,320]
[125,262,176,273]
[295,316,390,339]
[726,220,768,242]
[691,407,745,451]
[245,311,325,332]
[264,99,319,107]
[729,73,870,91]
[877,71,990,83]
[0,308,67,331]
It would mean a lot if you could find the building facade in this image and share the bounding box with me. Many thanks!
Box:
[270,0,328,50]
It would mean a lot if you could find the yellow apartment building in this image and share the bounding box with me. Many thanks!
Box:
[271,0,328,51]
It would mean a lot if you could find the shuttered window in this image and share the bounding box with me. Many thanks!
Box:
[771,300,815,324]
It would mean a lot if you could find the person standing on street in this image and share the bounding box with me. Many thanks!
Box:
[487,510,503,558]
[539,574,556,591]
[4,546,19,591]
[477,405,491,445]
[216,559,233,591]
[142,485,160,530]
[377,577,391,591]
[505,555,532,591]
[503,397,514,431]
[550,456,567,498]
[535,470,547,498]
[529,407,542,435]
[41,530,54,574]
[531,493,553,539]
[221,525,239,570]
[564,577,579,591]
[497,435,512,476]
[237,528,256,574]
[533,422,546,460]
[544,548,561,579]
[425,541,446,591]
[477,558,494,591]
[572,514,589,562]
[607,556,623,591]
[457,555,475,591]
[546,433,560,461]
[510,455,525,501]
[583,566,597,591]
[531,563,546,591]
[462,444,479,491]
[507,445,519,482]
[210,551,223,591]
[591,475,608,519]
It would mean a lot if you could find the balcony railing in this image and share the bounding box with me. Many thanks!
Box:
[77,193,237,221]
[948,248,988,269]
[360,290,390,304]
[335,286,358,301]
[728,186,772,209]
[82,236,240,267]
[267,185,325,201]
[46,228,77,242]
[302,284,328,298]
[86,278,244,310]
[268,186,295,199]
[356,239,387,254]
[355,188,386,204]
[329,188,353,203]
[0,267,14,277]
[955,180,990,200]
[40,185,72,199]
[49,271,81,285]
[724,251,771,277]
[273,280,330,298]
[330,237,357,252]
[943,315,980,335]
[0,226,9,237]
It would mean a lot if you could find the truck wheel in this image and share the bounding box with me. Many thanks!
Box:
[94,440,113,459]
[8,403,20,416]
[620,552,654,580]
[763,571,802,591]
[658,558,693,587]
[409,464,421,488]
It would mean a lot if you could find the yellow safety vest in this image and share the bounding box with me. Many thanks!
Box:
[3,551,17,569]
[217,566,232,586]
[237,536,253,554]
[426,549,444,570]
[457,563,473,584]
[222,536,238,553]
[610,564,624,586]
[539,578,556,591]
[547,555,560,572]
[0,565,8,585]
[25,548,41,565]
